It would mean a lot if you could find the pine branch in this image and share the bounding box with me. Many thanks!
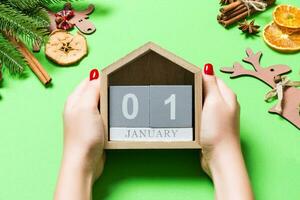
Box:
[39,0,71,8]
[0,3,49,46]
[6,0,55,10]
[4,0,73,10]
[0,32,27,74]
[26,7,50,27]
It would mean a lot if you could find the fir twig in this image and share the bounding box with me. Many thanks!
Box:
[26,7,51,27]
[0,32,27,74]
[0,3,49,46]
[4,0,70,10]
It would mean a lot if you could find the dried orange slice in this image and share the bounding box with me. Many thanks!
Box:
[263,22,300,53]
[273,5,300,29]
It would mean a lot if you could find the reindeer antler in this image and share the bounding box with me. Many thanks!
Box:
[75,4,95,15]
[221,61,258,78]
[220,48,261,78]
[220,48,291,88]
[243,48,263,72]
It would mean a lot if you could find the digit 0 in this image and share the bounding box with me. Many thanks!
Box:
[122,93,139,119]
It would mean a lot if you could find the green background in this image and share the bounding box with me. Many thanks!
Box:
[1,0,300,199]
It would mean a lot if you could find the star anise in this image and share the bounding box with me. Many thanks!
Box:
[239,20,260,34]
[219,0,235,5]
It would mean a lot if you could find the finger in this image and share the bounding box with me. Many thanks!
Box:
[82,69,101,108]
[216,78,237,108]
[84,78,101,108]
[202,63,221,99]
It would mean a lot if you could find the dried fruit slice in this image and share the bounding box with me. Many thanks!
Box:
[273,5,300,29]
[263,22,300,53]
[45,30,88,65]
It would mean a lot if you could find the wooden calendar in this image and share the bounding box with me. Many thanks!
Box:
[100,42,202,149]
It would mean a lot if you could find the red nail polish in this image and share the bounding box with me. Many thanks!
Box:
[204,63,214,75]
[89,69,99,81]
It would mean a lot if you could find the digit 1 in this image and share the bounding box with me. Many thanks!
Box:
[164,94,176,120]
[122,93,139,119]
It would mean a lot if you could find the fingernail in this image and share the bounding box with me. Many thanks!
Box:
[89,69,99,81]
[204,63,214,75]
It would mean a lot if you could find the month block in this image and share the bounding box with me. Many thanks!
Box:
[110,127,193,141]
[150,85,192,128]
[109,86,150,127]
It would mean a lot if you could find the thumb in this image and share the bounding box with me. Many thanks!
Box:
[85,69,101,108]
[202,63,220,98]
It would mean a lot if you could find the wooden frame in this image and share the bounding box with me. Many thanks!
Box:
[100,42,202,149]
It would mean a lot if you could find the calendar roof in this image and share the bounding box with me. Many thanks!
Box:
[102,42,200,75]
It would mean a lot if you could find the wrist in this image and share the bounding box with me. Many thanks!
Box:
[61,147,95,180]
[201,136,241,177]
[55,150,94,200]
[203,138,254,199]
[209,140,241,173]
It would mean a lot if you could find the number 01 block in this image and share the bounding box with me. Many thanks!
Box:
[109,86,150,127]
[150,85,192,128]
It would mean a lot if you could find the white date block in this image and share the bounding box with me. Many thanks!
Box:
[110,127,193,141]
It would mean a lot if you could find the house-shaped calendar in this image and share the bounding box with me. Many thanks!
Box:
[100,42,202,149]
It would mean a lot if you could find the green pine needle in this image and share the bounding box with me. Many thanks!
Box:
[0,32,27,74]
[26,7,51,27]
[0,3,49,46]
[4,0,69,10]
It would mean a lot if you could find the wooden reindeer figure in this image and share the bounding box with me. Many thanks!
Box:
[33,3,96,52]
[49,3,96,34]
[221,48,300,129]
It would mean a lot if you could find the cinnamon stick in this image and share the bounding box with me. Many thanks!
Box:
[220,0,242,13]
[223,6,248,20]
[218,0,276,27]
[218,1,246,23]
[17,41,52,85]
[223,4,245,16]
[5,34,51,85]
[219,10,250,27]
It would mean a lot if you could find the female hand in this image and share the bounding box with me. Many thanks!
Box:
[54,69,105,200]
[200,63,240,174]
[200,64,253,200]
